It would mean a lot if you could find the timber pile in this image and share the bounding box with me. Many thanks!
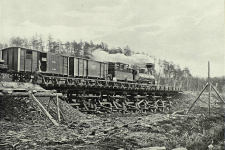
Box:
[37,97,86,124]
[0,81,86,125]
[0,95,86,125]
[0,81,43,90]
[0,96,43,124]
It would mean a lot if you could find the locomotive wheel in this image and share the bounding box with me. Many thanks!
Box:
[45,77,50,83]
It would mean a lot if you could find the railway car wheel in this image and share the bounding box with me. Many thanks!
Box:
[24,74,31,82]
[52,78,59,84]
[12,74,20,82]
[66,79,73,85]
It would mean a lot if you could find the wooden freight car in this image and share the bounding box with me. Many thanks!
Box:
[87,59,108,79]
[69,57,108,79]
[1,47,69,81]
[108,62,133,81]
[1,47,42,73]
[46,52,69,76]
[1,47,108,82]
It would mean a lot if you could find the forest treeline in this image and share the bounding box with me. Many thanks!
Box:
[0,35,224,93]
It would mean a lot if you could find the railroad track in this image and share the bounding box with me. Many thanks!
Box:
[38,76,181,114]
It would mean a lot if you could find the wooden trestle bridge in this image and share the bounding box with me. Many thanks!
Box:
[38,76,182,114]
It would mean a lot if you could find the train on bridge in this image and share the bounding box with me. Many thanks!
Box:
[0,47,181,113]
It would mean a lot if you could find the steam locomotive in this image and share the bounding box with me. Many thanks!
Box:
[0,47,155,84]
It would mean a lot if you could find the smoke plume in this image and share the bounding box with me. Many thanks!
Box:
[92,49,154,66]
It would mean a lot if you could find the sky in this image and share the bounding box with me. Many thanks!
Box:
[0,0,224,77]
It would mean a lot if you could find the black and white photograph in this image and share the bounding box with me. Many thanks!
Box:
[0,0,224,149]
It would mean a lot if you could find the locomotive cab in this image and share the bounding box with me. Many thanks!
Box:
[108,62,133,82]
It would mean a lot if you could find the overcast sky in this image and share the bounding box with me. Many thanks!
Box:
[0,0,224,77]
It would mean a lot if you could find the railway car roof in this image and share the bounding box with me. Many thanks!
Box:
[1,47,107,63]
[1,46,47,53]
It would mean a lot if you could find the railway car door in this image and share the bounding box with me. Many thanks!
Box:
[69,57,74,76]
[25,50,32,72]
[8,48,14,70]
[2,49,7,65]
[61,56,68,76]
[32,51,38,72]
[100,62,107,79]
[84,59,87,77]
[40,52,47,72]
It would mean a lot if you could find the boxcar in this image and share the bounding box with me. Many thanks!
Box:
[87,60,108,79]
[1,47,108,80]
[1,47,43,73]
[69,57,107,79]
[108,62,133,81]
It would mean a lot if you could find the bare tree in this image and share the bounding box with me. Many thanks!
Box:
[10,37,24,47]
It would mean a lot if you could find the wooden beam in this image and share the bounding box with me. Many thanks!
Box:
[30,93,59,126]
[186,83,209,114]
[56,94,61,122]
[52,97,65,119]
[210,83,225,104]
[0,92,62,97]
[208,61,211,116]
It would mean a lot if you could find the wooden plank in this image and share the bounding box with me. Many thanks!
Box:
[208,61,211,116]
[0,91,62,97]
[20,49,25,71]
[14,48,18,71]
[186,83,209,114]
[17,48,20,71]
[30,93,59,126]
[56,94,61,122]
[210,83,225,104]
[8,48,13,70]
[2,49,7,65]
[32,51,38,72]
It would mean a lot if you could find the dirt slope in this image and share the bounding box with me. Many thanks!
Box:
[0,82,224,150]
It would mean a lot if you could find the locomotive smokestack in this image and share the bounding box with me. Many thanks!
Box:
[146,63,154,74]
[146,63,154,68]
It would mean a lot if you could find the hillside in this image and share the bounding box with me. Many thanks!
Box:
[0,82,224,149]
